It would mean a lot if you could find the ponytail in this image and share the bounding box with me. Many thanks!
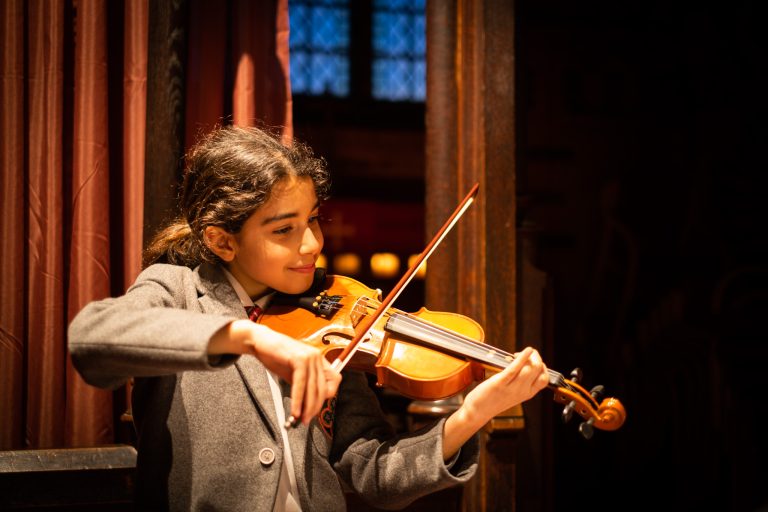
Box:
[142,218,211,269]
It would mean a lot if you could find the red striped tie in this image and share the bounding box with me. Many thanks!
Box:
[246,305,262,322]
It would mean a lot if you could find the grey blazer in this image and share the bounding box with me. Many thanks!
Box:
[69,263,478,511]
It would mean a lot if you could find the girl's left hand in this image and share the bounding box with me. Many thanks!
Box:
[442,346,549,460]
[463,346,549,422]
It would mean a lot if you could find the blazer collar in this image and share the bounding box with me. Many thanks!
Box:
[195,262,245,317]
[195,262,282,439]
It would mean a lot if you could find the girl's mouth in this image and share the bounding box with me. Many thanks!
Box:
[290,263,316,274]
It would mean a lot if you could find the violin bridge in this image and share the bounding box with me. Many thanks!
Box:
[349,296,375,328]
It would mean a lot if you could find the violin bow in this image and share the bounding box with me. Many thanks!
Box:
[329,182,480,373]
[287,182,627,437]
[326,184,626,438]
[285,183,479,428]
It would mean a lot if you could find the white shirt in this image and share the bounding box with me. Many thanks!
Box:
[222,268,302,512]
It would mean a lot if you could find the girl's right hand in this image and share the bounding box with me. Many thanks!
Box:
[209,320,342,425]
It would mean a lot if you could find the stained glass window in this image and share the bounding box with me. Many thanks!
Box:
[372,0,426,101]
[289,0,350,97]
[288,0,425,102]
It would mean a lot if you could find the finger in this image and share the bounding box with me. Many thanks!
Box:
[314,353,327,406]
[530,350,550,386]
[301,355,321,425]
[501,347,534,381]
[528,348,543,368]
[537,369,550,391]
[536,360,550,391]
[523,349,543,381]
[518,349,548,395]
[288,359,307,427]
[515,346,535,366]
[324,366,341,398]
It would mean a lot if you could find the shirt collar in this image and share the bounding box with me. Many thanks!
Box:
[220,266,273,311]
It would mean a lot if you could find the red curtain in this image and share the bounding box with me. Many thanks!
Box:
[186,0,292,147]
[0,0,148,449]
[0,0,291,450]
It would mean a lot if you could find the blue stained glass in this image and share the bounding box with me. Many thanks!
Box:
[373,14,387,50]
[374,14,402,54]
[289,6,308,47]
[372,61,386,99]
[305,53,349,96]
[372,1,425,102]
[394,15,411,53]
[331,55,350,95]
[374,0,425,10]
[310,7,349,51]
[414,61,426,100]
[289,0,350,97]
[414,14,426,54]
[373,59,415,101]
[291,51,309,93]
[289,0,424,102]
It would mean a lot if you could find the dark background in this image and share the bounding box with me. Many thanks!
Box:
[294,1,767,510]
[516,2,766,511]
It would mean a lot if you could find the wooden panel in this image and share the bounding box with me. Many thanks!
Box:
[0,446,136,510]
[426,1,520,511]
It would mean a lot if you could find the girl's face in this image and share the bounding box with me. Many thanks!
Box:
[227,176,323,299]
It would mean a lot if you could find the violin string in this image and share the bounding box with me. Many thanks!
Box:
[390,313,513,365]
[388,312,565,383]
[309,293,566,385]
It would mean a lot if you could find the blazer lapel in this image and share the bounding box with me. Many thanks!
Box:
[235,357,281,440]
[196,263,281,439]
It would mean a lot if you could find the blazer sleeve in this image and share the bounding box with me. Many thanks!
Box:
[330,371,479,510]
[68,264,238,389]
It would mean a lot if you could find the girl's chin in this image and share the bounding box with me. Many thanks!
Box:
[277,275,315,295]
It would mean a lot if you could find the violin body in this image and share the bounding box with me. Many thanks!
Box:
[262,270,626,437]
[261,273,486,400]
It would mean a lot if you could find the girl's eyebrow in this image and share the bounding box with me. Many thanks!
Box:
[261,212,297,225]
[261,201,320,226]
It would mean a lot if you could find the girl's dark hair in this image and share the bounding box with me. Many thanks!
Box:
[143,126,330,268]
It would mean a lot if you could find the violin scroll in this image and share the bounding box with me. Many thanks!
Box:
[552,368,626,439]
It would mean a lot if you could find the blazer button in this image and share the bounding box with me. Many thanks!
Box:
[258,447,276,466]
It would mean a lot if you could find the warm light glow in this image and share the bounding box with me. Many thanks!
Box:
[316,254,328,270]
[370,253,400,279]
[408,254,427,279]
[333,253,361,275]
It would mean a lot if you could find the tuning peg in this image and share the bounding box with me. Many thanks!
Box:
[570,368,583,384]
[562,400,576,423]
[579,417,595,440]
[589,385,605,401]
[561,369,583,424]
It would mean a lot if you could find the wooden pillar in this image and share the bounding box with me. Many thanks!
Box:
[426,1,520,510]
[143,0,188,246]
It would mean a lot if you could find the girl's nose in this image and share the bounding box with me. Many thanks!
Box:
[300,226,322,254]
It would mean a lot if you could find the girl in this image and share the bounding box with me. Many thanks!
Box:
[69,125,549,511]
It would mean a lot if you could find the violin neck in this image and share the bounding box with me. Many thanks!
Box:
[385,312,564,387]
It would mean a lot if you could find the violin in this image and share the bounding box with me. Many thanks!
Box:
[261,270,626,439]
[266,183,625,438]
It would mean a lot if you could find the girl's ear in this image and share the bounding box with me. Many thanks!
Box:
[204,226,236,262]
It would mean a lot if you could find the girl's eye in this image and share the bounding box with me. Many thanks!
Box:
[309,214,321,224]
[273,225,293,235]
